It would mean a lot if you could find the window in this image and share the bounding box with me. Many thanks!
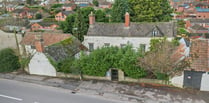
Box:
[140,44,146,53]
[104,43,110,47]
[120,44,126,48]
[152,28,158,37]
[88,43,94,52]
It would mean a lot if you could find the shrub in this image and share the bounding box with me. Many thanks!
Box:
[73,45,146,79]
[0,48,20,72]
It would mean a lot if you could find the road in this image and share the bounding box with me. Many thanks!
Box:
[0,79,123,103]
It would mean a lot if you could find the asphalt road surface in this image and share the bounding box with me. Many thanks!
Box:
[0,79,123,103]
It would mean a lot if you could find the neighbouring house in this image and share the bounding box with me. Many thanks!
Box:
[55,11,74,21]
[62,3,76,11]
[185,19,209,33]
[27,9,40,19]
[97,0,111,8]
[20,32,86,76]
[30,22,59,31]
[171,37,209,91]
[170,0,209,19]
[6,4,16,12]
[12,9,27,18]
[74,0,91,7]
[83,12,177,52]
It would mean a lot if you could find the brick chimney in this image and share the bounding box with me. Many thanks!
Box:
[125,12,130,28]
[89,11,95,26]
[35,33,44,52]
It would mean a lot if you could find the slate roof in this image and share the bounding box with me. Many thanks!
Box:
[20,32,87,61]
[20,32,70,46]
[13,9,25,13]
[190,24,208,31]
[45,36,87,61]
[87,22,177,37]
[192,2,209,6]
[190,19,209,23]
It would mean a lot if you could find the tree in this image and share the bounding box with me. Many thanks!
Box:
[138,38,190,79]
[72,9,87,41]
[111,0,129,22]
[35,13,42,19]
[95,10,108,22]
[93,0,99,7]
[0,48,20,72]
[59,14,76,33]
[26,0,34,5]
[129,0,173,22]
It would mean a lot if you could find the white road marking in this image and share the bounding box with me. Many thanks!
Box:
[0,94,23,101]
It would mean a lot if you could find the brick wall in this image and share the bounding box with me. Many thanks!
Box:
[190,39,209,71]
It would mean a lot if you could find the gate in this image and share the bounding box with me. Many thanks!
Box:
[111,69,118,81]
[183,70,205,90]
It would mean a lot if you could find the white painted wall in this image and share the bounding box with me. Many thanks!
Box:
[83,36,173,51]
[29,52,56,76]
[200,73,209,91]
[170,73,184,88]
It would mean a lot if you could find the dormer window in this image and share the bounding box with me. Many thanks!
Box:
[152,28,158,37]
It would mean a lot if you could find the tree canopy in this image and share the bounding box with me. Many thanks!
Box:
[128,0,173,22]
[138,38,189,78]
[111,0,129,22]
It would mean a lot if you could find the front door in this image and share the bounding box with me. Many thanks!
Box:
[111,69,118,81]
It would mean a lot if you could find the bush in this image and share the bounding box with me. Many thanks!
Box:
[0,48,20,72]
[73,45,146,79]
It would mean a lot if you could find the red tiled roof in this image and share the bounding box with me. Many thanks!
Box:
[20,32,71,46]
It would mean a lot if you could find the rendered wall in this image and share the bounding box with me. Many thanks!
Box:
[29,52,56,76]
[83,36,173,51]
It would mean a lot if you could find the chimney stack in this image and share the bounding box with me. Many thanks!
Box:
[35,33,44,52]
[89,11,95,26]
[125,12,130,28]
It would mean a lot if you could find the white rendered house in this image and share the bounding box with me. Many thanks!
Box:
[83,12,177,52]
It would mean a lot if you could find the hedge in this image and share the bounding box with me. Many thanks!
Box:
[0,48,20,72]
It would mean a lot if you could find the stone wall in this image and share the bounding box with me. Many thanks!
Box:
[0,30,22,50]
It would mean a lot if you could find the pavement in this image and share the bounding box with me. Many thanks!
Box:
[0,73,208,103]
[0,79,123,103]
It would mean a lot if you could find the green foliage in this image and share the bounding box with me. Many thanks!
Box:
[59,14,76,33]
[111,0,129,22]
[74,45,146,78]
[51,4,63,8]
[0,48,20,72]
[149,37,167,52]
[35,13,42,19]
[26,0,34,5]
[93,0,99,6]
[129,0,172,22]
[95,10,108,22]
[155,72,169,80]
[56,57,76,73]
[73,9,87,41]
